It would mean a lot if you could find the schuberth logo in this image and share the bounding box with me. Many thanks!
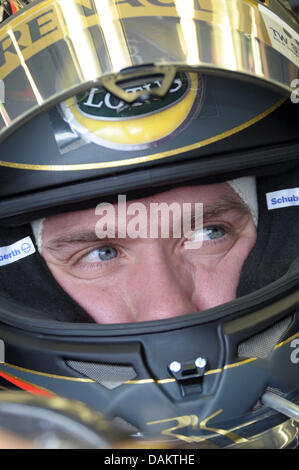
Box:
[62,72,203,151]
[266,188,299,210]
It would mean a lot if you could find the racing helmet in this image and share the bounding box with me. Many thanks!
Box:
[0,0,298,448]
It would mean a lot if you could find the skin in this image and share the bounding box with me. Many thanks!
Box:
[42,183,257,324]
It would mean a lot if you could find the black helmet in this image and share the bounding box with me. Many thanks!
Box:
[0,0,298,448]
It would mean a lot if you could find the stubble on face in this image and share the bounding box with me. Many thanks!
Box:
[41,183,257,323]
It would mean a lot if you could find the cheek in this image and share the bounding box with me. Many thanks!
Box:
[48,265,134,324]
[192,226,257,309]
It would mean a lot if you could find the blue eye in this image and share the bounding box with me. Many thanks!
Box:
[203,226,226,241]
[83,246,118,263]
[97,246,118,261]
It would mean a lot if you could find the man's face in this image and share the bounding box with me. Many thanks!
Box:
[41,183,257,324]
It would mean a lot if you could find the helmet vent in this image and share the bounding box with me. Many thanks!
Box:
[66,360,137,390]
[238,316,293,359]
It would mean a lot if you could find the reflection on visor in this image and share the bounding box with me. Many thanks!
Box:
[57,72,203,153]
[47,73,284,167]
[0,0,297,140]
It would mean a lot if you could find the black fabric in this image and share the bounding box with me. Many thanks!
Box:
[237,168,299,296]
[0,225,94,323]
[0,169,298,322]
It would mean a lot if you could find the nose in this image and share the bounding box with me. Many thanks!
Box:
[130,244,198,322]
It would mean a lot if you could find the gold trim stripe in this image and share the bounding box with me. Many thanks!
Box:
[157,378,176,384]
[3,329,298,386]
[0,368,56,396]
[128,329,299,384]
[274,331,299,349]
[126,379,156,385]
[223,357,257,370]
[2,363,95,382]
[0,98,286,171]
[204,368,223,375]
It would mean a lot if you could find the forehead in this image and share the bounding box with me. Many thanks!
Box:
[43,182,235,236]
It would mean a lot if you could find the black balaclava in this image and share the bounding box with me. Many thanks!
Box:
[238,167,299,296]
[0,168,297,323]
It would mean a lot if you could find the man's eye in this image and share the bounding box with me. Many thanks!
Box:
[83,246,118,263]
[184,225,228,250]
[203,226,226,241]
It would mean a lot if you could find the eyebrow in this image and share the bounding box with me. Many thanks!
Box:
[45,230,110,252]
[45,195,249,251]
[202,196,250,221]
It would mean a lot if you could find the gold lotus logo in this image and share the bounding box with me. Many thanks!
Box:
[61,72,203,151]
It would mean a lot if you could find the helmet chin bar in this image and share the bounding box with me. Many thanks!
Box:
[0,266,298,448]
[168,357,208,397]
